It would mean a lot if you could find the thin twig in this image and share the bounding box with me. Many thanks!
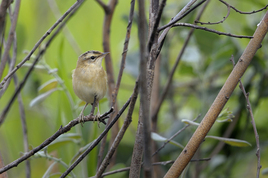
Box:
[0,108,114,174]
[152,0,210,124]
[0,5,17,98]
[152,114,201,157]
[172,23,253,39]
[147,0,166,53]
[219,0,268,15]
[229,55,261,178]
[164,10,268,178]
[95,80,139,177]
[157,0,206,32]
[0,1,83,126]
[96,0,136,161]
[97,0,118,169]
[0,0,82,89]
[47,0,82,55]
[15,75,31,178]
[195,1,230,25]
[0,0,13,58]
[90,159,210,178]
[0,0,21,79]
[157,0,199,46]
[60,97,131,178]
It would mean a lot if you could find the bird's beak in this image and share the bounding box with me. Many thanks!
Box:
[102,52,109,56]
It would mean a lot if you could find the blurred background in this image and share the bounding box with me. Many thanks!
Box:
[0,0,268,177]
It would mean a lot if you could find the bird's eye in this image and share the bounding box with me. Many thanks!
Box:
[90,56,96,60]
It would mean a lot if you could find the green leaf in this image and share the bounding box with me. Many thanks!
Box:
[47,133,81,152]
[42,161,57,178]
[38,79,58,93]
[206,136,251,147]
[217,107,235,122]
[262,167,268,175]
[29,88,58,107]
[151,132,184,149]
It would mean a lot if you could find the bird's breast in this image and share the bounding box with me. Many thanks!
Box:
[72,65,107,103]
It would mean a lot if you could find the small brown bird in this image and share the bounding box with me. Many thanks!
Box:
[72,50,108,123]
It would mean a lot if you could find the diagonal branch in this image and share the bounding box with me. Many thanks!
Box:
[0,0,82,89]
[60,96,131,178]
[0,107,114,174]
[0,0,21,79]
[164,10,268,178]
[0,0,83,126]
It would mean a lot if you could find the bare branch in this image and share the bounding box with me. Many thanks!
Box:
[230,55,261,178]
[97,0,118,169]
[95,80,139,177]
[152,0,210,124]
[172,23,253,38]
[195,1,230,25]
[152,114,201,157]
[0,0,82,89]
[137,0,153,176]
[157,0,199,45]
[47,0,82,55]
[157,0,207,32]
[60,96,131,178]
[219,0,268,15]
[164,10,268,178]
[0,1,83,126]
[0,108,114,174]
[0,0,21,79]
[95,0,109,13]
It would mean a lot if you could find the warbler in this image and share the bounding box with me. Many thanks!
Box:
[72,50,108,123]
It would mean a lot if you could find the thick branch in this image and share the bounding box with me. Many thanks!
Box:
[164,10,268,178]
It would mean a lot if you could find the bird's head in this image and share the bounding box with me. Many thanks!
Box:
[78,50,109,67]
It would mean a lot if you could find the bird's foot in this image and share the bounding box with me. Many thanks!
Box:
[78,113,85,126]
[94,112,101,127]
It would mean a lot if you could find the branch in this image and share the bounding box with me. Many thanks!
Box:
[95,80,139,177]
[152,114,201,157]
[47,0,82,55]
[157,0,207,32]
[0,0,82,89]
[95,0,109,13]
[0,0,83,126]
[157,0,200,46]
[230,55,261,178]
[0,108,114,174]
[97,0,118,169]
[137,0,152,176]
[195,0,230,25]
[172,23,253,39]
[60,96,131,178]
[219,0,268,15]
[164,10,268,178]
[0,0,21,79]
[151,0,210,125]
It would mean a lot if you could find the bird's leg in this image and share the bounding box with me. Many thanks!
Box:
[78,102,89,125]
[96,102,100,121]
[90,95,97,116]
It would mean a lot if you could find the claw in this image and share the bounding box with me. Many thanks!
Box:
[78,103,89,126]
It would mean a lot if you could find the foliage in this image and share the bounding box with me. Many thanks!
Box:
[0,0,268,178]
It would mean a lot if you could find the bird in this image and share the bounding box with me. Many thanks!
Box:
[72,50,108,124]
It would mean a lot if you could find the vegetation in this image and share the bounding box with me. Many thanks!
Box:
[0,0,268,177]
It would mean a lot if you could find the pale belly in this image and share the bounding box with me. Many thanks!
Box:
[72,67,107,104]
